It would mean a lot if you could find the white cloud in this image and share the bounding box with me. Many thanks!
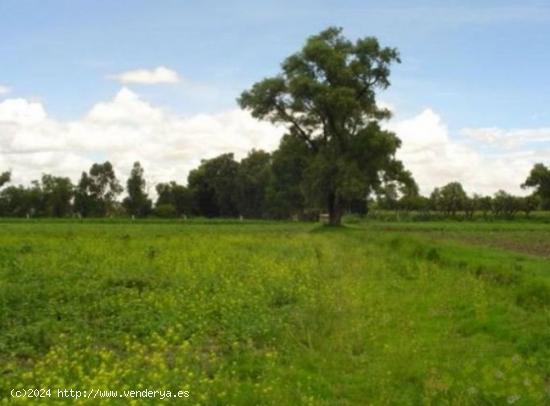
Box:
[0,85,10,96]
[110,66,181,85]
[0,88,283,191]
[387,109,538,196]
[0,89,547,198]
[0,98,47,125]
[86,87,163,124]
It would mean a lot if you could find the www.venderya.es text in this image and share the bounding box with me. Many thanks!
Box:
[10,388,190,400]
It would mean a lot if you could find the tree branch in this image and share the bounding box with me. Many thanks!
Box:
[357,76,379,99]
[276,104,318,151]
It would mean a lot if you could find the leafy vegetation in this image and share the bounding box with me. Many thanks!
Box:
[1,220,549,404]
[239,27,413,225]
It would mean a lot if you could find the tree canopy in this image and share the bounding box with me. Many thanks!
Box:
[187,153,240,217]
[0,157,548,221]
[236,150,272,218]
[430,182,467,216]
[238,27,413,225]
[74,161,123,217]
[0,171,10,188]
[123,162,152,217]
[522,163,550,209]
[155,181,192,218]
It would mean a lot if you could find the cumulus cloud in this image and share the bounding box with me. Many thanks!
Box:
[387,109,538,195]
[0,85,10,96]
[0,88,283,190]
[109,66,181,85]
[0,89,547,197]
[0,98,47,125]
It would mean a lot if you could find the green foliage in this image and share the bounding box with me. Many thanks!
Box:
[0,171,10,188]
[520,194,541,217]
[492,190,521,219]
[476,194,493,218]
[122,161,152,217]
[152,203,177,218]
[374,184,545,222]
[430,181,467,216]
[1,221,549,403]
[155,181,192,217]
[266,135,310,219]
[74,161,123,217]
[239,27,410,225]
[0,174,73,217]
[0,184,39,217]
[187,153,240,217]
[40,174,74,217]
[235,150,271,218]
[522,163,550,209]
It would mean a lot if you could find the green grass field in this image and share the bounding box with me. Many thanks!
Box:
[1,220,549,404]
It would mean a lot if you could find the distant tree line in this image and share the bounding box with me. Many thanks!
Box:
[373,167,550,220]
[0,143,348,219]
[1,157,549,220]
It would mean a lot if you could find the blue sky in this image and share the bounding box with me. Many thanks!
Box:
[2,0,549,127]
[1,0,549,194]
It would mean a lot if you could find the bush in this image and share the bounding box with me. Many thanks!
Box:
[153,204,177,218]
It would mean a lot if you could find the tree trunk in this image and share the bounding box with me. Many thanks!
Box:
[327,193,343,226]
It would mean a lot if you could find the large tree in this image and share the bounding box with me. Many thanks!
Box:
[187,153,239,217]
[238,27,412,225]
[433,182,467,217]
[123,162,152,217]
[41,174,74,217]
[74,161,122,217]
[522,163,550,209]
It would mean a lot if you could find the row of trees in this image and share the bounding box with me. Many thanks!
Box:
[376,181,544,219]
[0,145,323,219]
[2,158,550,220]
[0,147,353,219]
